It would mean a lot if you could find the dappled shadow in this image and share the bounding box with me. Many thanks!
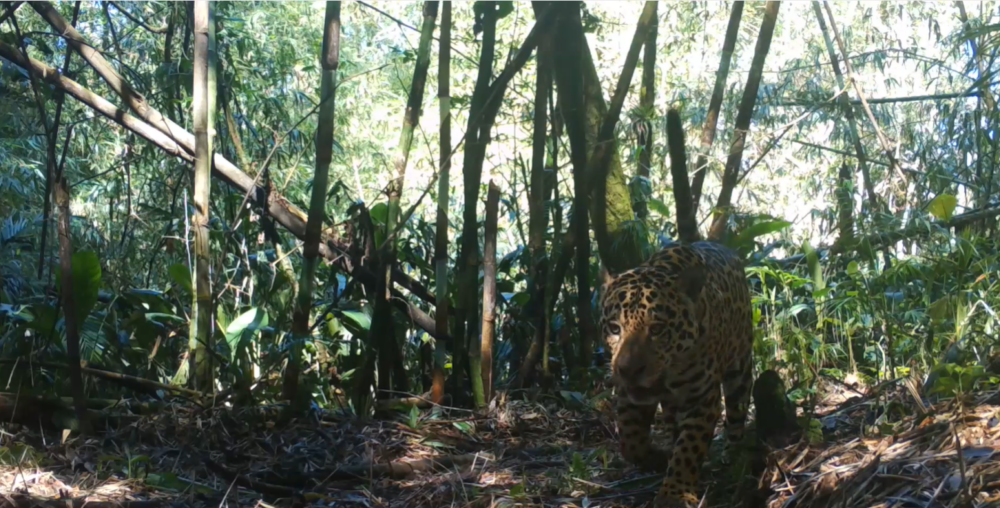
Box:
[0,384,997,508]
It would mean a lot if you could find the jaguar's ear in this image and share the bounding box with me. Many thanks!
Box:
[677,265,706,301]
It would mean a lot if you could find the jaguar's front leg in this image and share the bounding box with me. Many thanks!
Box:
[654,390,722,508]
[615,396,665,472]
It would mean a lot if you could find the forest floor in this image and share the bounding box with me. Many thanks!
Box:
[0,380,997,508]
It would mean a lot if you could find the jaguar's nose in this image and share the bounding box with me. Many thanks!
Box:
[614,350,648,382]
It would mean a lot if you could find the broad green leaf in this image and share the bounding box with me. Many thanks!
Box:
[784,303,810,317]
[734,220,791,247]
[225,308,268,360]
[168,264,193,294]
[648,198,670,217]
[369,202,389,225]
[812,288,832,299]
[510,292,531,307]
[928,193,957,221]
[70,251,102,325]
[339,310,372,333]
[327,314,343,336]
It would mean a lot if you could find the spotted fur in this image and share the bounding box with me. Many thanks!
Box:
[600,241,753,508]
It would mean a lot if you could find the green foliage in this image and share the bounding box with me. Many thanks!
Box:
[729,219,792,254]
[0,443,44,467]
[407,404,421,429]
[927,193,957,221]
[225,308,269,361]
[1,0,999,421]
[926,363,993,398]
[61,251,102,325]
[167,264,192,294]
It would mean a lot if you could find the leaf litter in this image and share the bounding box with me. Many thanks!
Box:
[0,383,994,508]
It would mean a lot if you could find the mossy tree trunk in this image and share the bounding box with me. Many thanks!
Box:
[544,1,654,276]
[583,1,658,275]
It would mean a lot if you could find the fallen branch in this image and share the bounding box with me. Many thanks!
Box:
[0,360,206,400]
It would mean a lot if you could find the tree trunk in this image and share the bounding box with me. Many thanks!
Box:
[690,1,743,213]
[55,175,89,434]
[454,1,498,401]
[536,1,646,276]
[432,0,452,405]
[372,0,438,400]
[540,2,593,386]
[527,9,552,385]
[477,182,500,406]
[189,0,215,392]
[708,1,780,242]
[667,110,699,243]
[284,1,340,404]
[38,2,81,282]
[634,1,657,220]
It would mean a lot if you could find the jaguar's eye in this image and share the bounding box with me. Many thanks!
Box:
[608,323,622,336]
[649,324,666,336]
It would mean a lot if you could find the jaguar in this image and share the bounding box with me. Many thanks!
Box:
[598,110,754,508]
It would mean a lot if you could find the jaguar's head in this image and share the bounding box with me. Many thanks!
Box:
[598,264,706,405]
